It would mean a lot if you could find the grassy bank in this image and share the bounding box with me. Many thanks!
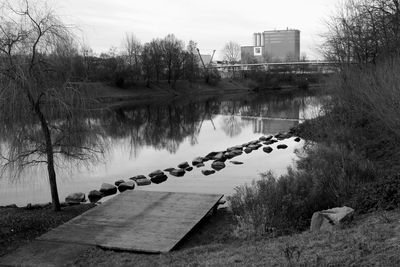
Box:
[65,208,400,266]
[0,204,95,257]
[2,204,399,266]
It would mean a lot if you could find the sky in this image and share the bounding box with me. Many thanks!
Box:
[54,0,342,60]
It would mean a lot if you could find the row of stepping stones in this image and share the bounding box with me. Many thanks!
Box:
[76,132,301,203]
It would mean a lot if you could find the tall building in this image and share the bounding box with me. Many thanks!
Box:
[241,29,300,63]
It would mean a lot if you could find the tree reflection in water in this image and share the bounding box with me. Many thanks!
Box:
[100,91,312,158]
[0,91,317,181]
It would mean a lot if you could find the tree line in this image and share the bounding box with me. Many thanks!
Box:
[71,34,205,88]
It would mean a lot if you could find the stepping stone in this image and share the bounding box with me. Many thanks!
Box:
[150,174,168,184]
[211,161,226,171]
[230,161,243,165]
[248,144,262,150]
[213,152,225,161]
[164,168,175,172]
[88,190,103,203]
[170,169,185,177]
[185,167,193,172]
[149,170,164,178]
[263,146,273,153]
[277,144,288,149]
[259,135,273,141]
[135,178,151,186]
[202,170,215,176]
[178,162,190,169]
[244,147,252,154]
[129,175,147,181]
[196,163,205,168]
[249,140,260,145]
[118,181,135,193]
[192,157,204,166]
[100,183,117,196]
[294,137,301,142]
[224,152,235,159]
[227,146,243,152]
[114,179,125,187]
[205,151,219,159]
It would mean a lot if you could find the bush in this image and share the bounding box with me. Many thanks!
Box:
[228,144,377,236]
[350,175,400,213]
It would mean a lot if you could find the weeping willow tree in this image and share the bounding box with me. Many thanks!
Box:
[0,0,105,211]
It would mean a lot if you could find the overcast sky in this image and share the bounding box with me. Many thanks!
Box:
[56,0,341,60]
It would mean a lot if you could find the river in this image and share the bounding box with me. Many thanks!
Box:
[0,91,321,206]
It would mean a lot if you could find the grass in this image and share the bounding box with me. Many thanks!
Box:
[0,204,95,257]
[69,208,400,266]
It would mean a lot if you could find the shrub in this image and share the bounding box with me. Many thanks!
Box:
[228,144,377,236]
[349,175,400,213]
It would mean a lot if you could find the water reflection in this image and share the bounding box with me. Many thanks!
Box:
[0,91,321,206]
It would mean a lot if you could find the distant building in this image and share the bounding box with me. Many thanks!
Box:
[241,29,300,63]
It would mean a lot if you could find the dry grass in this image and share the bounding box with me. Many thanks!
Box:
[0,204,95,257]
[70,209,400,267]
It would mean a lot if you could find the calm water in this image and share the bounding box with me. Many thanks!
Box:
[0,91,321,206]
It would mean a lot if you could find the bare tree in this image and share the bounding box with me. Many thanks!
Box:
[223,41,241,64]
[0,0,104,211]
[323,0,400,64]
[123,33,142,80]
[161,34,185,86]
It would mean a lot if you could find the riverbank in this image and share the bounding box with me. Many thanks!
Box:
[1,204,399,266]
[74,79,318,108]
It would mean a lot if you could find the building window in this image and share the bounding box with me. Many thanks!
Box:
[254,47,262,56]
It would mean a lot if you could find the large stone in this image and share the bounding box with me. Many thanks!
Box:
[185,167,193,172]
[211,161,226,171]
[135,178,151,186]
[196,163,205,168]
[114,179,125,187]
[192,157,204,166]
[170,168,185,177]
[150,174,168,184]
[202,170,215,176]
[178,162,190,169]
[99,183,117,196]
[310,206,355,232]
[118,181,135,193]
[149,170,164,178]
[164,168,175,172]
[263,146,273,153]
[294,137,301,142]
[65,192,86,204]
[277,144,288,149]
[88,190,103,203]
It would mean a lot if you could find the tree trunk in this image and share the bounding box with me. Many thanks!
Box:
[36,106,61,211]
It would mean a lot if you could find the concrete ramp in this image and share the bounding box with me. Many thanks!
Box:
[38,190,223,253]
